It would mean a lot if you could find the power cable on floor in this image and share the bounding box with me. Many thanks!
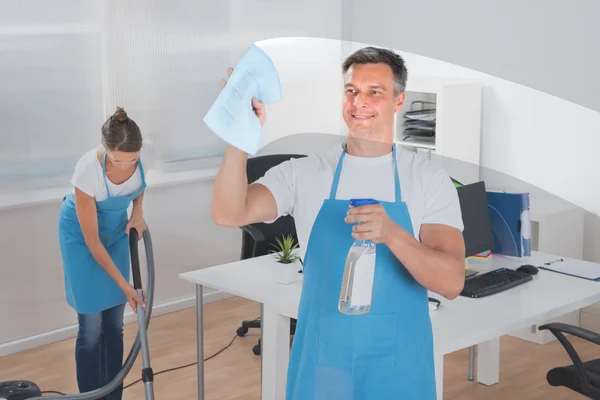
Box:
[40,317,260,396]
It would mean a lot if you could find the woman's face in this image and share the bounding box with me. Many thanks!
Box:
[107,150,140,170]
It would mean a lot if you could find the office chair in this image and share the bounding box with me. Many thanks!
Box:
[236,153,307,356]
[538,322,600,399]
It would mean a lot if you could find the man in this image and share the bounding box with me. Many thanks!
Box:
[211,46,465,400]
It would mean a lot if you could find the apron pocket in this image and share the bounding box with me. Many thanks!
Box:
[317,310,398,368]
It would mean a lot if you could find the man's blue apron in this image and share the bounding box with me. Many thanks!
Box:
[58,152,146,315]
[286,144,436,400]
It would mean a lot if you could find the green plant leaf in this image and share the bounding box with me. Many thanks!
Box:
[269,234,299,264]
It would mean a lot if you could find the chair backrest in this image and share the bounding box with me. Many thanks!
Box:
[240,153,307,260]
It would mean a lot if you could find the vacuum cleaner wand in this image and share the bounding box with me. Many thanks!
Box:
[1,228,156,400]
[129,228,155,400]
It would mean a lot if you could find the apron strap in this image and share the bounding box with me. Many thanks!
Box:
[101,150,147,199]
[393,144,402,204]
[137,154,146,187]
[101,152,112,198]
[328,144,347,200]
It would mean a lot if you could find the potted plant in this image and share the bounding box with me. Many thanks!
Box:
[269,234,301,284]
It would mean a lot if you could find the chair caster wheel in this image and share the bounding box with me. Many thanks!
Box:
[237,327,248,337]
[252,343,261,356]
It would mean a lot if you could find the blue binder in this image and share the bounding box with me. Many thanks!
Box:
[486,191,531,257]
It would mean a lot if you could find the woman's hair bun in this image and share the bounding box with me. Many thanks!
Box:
[112,106,128,123]
[101,105,142,152]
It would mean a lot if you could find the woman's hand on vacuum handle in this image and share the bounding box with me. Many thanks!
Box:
[126,214,147,240]
[121,282,146,313]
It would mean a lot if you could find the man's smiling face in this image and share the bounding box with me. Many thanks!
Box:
[342,63,405,141]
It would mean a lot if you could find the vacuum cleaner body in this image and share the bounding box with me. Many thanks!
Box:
[0,381,42,400]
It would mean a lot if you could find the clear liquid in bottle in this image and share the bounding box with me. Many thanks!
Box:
[338,198,379,315]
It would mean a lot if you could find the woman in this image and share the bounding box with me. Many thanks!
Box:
[58,106,152,399]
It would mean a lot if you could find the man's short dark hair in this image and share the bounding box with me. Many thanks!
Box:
[342,46,408,97]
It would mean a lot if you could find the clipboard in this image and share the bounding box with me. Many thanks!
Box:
[538,259,600,281]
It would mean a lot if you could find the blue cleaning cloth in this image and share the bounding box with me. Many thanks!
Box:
[203,44,283,155]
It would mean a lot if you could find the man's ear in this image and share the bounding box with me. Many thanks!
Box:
[394,92,406,112]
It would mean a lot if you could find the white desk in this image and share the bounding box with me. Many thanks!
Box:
[180,251,600,400]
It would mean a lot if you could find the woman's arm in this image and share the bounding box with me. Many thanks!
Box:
[75,187,128,287]
[74,187,145,310]
[132,190,144,216]
[127,190,147,239]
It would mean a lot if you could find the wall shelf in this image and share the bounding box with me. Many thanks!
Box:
[394,77,483,185]
[397,139,436,150]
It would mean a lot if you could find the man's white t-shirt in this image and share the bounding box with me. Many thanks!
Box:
[71,141,154,201]
[255,144,464,260]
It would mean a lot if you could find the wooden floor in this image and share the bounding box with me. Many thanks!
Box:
[1,296,598,399]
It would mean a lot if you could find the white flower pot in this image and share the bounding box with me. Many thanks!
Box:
[273,262,300,284]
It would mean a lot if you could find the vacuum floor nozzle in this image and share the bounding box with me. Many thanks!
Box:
[0,380,42,399]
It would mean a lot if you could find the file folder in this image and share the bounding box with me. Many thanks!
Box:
[486,191,531,257]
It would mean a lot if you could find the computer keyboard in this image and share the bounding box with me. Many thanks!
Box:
[460,268,533,298]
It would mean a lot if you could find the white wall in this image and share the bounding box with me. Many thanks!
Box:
[257,38,346,148]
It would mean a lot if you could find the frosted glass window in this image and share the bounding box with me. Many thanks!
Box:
[101,0,233,173]
[0,0,104,191]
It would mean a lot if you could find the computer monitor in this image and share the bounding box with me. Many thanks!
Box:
[456,181,494,257]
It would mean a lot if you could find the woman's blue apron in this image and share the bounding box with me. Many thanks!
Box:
[58,152,146,315]
[286,144,436,400]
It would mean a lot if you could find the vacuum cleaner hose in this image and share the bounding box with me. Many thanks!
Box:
[30,228,155,400]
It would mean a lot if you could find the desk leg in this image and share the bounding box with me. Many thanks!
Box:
[468,345,475,381]
[261,304,290,400]
[260,303,264,395]
[434,351,444,400]
[477,337,500,385]
[196,285,204,400]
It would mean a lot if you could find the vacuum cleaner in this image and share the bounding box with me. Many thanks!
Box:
[0,228,156,400]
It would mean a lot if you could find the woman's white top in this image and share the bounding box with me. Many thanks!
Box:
[71,141,154,201]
